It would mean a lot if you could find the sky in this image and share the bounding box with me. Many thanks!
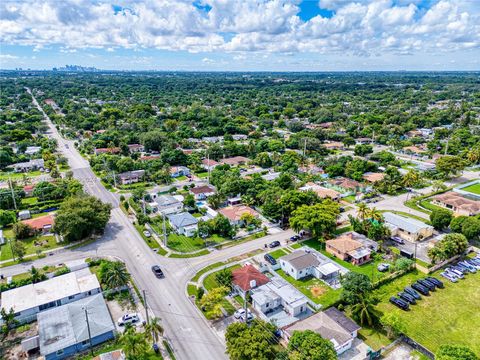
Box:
[0,0,479,71]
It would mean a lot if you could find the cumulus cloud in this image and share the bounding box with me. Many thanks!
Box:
[0,0,478,57]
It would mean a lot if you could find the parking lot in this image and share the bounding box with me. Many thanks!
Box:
[386,237,437,264]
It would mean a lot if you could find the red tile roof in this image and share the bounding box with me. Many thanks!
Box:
[218,205,258,222]
[232,265,270,291]
[22,214,54,230]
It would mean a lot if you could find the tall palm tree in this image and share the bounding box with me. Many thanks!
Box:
[350,295,378,327]
[120,327,148,360]
[357,203,369,220]
[29,265,45,283]
[145,317,164,343]
[368,207,383,222]
[100,261,130,290]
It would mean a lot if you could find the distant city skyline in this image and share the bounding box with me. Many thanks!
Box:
[1,0,479,71]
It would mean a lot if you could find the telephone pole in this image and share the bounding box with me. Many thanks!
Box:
[162,212,167,247]
[84,308,93,356]
[8,178,17,210]
[143,290,150,325]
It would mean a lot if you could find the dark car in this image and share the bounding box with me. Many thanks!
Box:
[290,235,300,242]
[389,296,409,310]
[418,279,436,291]
[426,277,444,289]
[404,286,421,300]
[391,236,405,245]
[269,241,281,248]
[264,254,277,265]
[412,282,429,295]
[398,291,416,304]
[151,265,164,278]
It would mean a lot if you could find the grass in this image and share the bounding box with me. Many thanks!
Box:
[187,284,197,297]
[269,248,288,259]
[134,224,161,249]
[290,243,302,249]
[461,182,480,195]
[169,249,210,258]
[376,271,480,356]
[195,171,209,179]
[410,350,430,360]
[276,269,341,308]
[163,340,176,360]
[166,233,226,253]
[0,170,42,181]
[343,195,356,203]
[174,175,187,181]
[419,199,448,213]
[191,261,226,282]
[203,264,241,291]
[0,232,59,261]
[358,327,392,351]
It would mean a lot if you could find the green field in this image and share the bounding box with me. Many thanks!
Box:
[0,229,59,261]
[167,233,226,252]
[203,264,241,291]
[462,182,480,195]
[376,271,480,356]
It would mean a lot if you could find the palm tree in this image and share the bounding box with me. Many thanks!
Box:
[402,170,420,188]
[120,327,149,360]
[467,148,480,164]
[368,207,383,222]
[145,317,164,343]
[29,265,45,283]
[350,295,378,327]
[99,261,130,290]
[0,308,18,339]
[357,203,369,220]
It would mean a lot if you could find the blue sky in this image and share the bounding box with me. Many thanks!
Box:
[1,0,479,71]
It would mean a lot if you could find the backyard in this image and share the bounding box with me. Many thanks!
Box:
[375,271,480,356]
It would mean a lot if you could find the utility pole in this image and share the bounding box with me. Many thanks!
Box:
[8,178,17,210]
[84,308,93,356]
[162,212,167,247]
[244,289,249,327]
[143,290,150,326]
[444,137,449,155]
[112,170,117,188]
[142,194,146,216]
[207,151,211,185]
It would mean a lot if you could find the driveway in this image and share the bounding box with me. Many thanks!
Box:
[338,338,369,360]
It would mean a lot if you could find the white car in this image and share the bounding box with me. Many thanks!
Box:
[143,230,151,238]
[118,313,140,326]
[234,308,253,321]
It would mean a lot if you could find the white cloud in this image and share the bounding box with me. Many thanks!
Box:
[0,0,478,58]
[0,54,19,59]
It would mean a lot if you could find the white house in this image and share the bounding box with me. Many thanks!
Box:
[280,251,320,280]
[149,195,184,215]
[0,271,101,324]
[168,212,198,237]
[25,146,42,156]
[383,212,434,242]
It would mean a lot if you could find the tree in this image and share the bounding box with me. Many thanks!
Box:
[381,312,406,339]
[0,307,18,338]
[357,203,368,220]
[350,295,379,327]
[215,269,233,290]
[436,156,467,178]
[54,195,111,242]
[145,317,164,343]
[199,286,229,319]
[428,233,468,263]
[430,208,453,230]
[450,215,468,233]
[354,144,373,157]
[225,320,277,360]
[437,344,478,360]
[13,222,35,239]
[402,170,421,188]
[29,265,46,283]
[289,201,339,238]
[0,210,16,227]
[99,260,130,289]
[432,180,447,192]
[120,327,149,360]
[11,240,26,261]
[288,330,337,360]
[461,217,480,241]
[394,257,414,272]
[183,193,196,209]
[340,272,372,305]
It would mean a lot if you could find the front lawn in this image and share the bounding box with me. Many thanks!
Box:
[269,248,288,259]
[167,233,226,253]
[203,264,241,291]
[375,271,480,356]
[194,171,209,179]
[461,182,480,195]
[0,230,59,261]
[276,269,341,308]
[0,170,42,181]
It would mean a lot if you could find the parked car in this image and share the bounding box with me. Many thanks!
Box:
[398,291,416,304]
[418,279,436,291]
[268,240,281,248]
[412,282,429,295]
[290,235,300,242]
[390,236,405,245]
[440,271,458,283]
[426,277,444,289]
[264,254,277,266]
[234,308,253,321]
[390,296,409,310]
[377,263,390,272]
[143,230,151,238]
[118,313,140,326]
[452,265,469,274]
[404,286,421,300]
[445,268,462,280]
[459,261,476,273]
[447,267,465,278]
[151,265,164,278]
[466,259,480,269]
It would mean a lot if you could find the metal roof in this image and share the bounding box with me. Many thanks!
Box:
[383,212,432,234]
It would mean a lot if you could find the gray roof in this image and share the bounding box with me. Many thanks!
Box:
[38,294,115,356]
[383,212,432,234]
[168,212,198,228]
[323,307,361,333]
[281,250,320,270]
[118,169,145,180]
[155,195,181,207]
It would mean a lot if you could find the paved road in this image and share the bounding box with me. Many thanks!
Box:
[10,89,294,360]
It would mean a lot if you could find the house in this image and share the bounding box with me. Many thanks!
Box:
[327,177,365,194]
[201,158,219,171]
[232,134,248,141]
[202,136,223,143]
[362,172,385,183]
[0,271,101,324]
[323,142,344,150]
[22,214,55,234]
[432,191,480,216]
[25,146,42,156]
[227,196,242,206]
[218,205,259,226]
[23,184,35,197]
[383,212,434,242]
[168,212,198,237]
[402,145,427,157]
[298,164,323,175]
[94,147,121,155]
[356,137,372,144]
[117,170,145,185]
[261,172,281,181]
[93,350,125,360]
[18,209,31,220]
[190,185,215,200]
[150,195,183,215]
[220,156,250,166]
[299,182,341,201]
[10,158,45,172]
[170,166,190,178]
[139,155,160,161]
[326,232,378,265]
[127,144,144,153]
[251,276,308,317]
[232,264,270,296]
[280,251,320,280]
[284,307,361,355]
[38,294,115,360]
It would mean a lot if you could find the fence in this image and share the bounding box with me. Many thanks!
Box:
[400,335,435,359]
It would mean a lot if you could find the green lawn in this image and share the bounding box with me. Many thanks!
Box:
[166,233,226,252]
[358,327,392,351]
[0,231,59,261]
[168,249,210,258]
[191,261,226,282]
[375,271,480,356]
[203,264,241,291]
[0,170,42,181]
[269,248,288,259]
[461,182,480,195]
[276,269,341,308]
[194,171,209,179]
[343,195,356,203]
[174,175,187,181]
[187,284,197,297]
[134,224,161,249]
